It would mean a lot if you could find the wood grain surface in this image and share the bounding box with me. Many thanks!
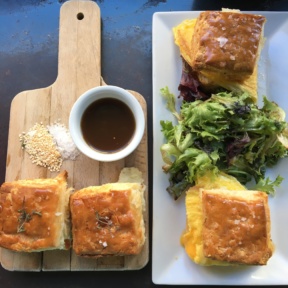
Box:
[1,0,149,271]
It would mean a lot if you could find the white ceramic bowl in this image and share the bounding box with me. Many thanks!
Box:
[69,85,145,162]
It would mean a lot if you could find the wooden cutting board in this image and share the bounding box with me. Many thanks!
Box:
[1,0,149,271]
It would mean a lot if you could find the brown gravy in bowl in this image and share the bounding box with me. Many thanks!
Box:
[81,98,135,152]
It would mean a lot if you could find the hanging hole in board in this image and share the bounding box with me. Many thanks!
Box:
[77,12,84,20]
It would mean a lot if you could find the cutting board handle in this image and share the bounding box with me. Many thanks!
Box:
[56,0,101,91]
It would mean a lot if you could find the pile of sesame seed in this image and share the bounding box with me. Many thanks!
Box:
[19,122,63,172]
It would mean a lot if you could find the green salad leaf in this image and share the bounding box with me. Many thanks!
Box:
[160,87,288,199]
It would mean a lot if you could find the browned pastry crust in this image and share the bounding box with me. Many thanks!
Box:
[70,183,145,257]
[0,171,71,252]
[190,11,266,79]
[201,189,273,265]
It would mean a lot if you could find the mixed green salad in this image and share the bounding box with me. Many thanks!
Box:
[160,87,288,200]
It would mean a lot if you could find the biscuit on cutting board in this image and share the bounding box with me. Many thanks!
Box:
[0,171,71,252]
[70,178,146,257]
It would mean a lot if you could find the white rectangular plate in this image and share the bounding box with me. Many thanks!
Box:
[152,11,288,285]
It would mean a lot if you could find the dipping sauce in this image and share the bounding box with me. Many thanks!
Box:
[81,98,136,152]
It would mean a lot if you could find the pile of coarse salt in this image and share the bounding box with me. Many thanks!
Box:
[47,121,80,161]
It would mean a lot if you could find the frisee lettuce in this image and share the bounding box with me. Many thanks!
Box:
[160,87,288,199]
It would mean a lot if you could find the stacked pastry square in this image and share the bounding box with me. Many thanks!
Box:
[180,173,274,266]
[0,168,146,257]
[173,9,266,102]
